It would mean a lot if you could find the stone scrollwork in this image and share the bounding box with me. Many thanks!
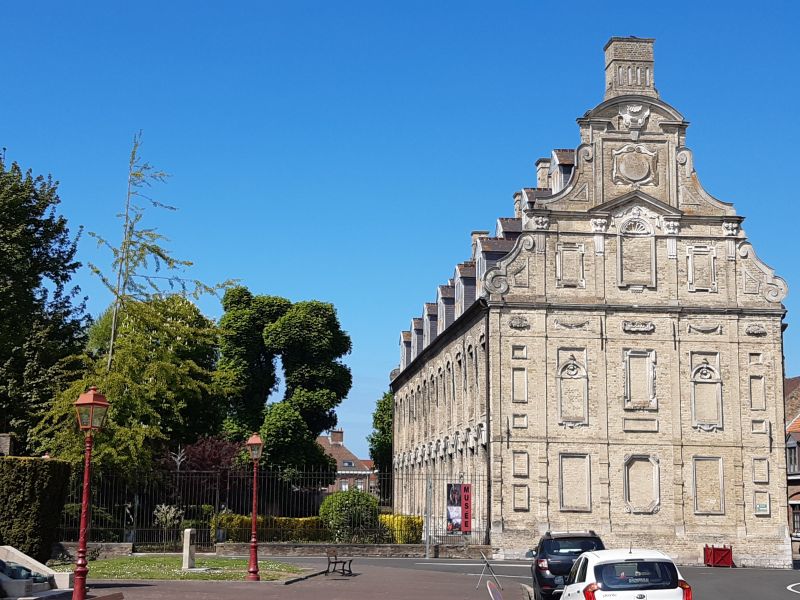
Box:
[619,104,651,140]
[612,144,659,187]
[530,215,550,231]
[508,315,530,330]
[745,324,768,337]
[687,323,723,335]
[737,242,788,303]
[722,221,739,237]
[591,217,608,255]
[483,234,535,296]
[554,319,590,330]
[622,320,655,333]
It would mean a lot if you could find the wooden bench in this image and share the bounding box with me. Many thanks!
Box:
[325,548,353,576]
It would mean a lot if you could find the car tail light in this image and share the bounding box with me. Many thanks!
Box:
[536,558,549,571]
[678,579,692,600]
[582,583,600,600]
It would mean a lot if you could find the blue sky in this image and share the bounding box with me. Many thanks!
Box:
[2,2,798,458]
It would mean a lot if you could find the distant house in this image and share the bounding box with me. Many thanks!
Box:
[317,430,374,494]
[786,376,800,558]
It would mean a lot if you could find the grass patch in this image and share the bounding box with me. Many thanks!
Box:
[51,556,304,581]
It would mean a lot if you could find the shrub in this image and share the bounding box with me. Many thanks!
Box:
[211,512,330,542]
[0,457,71,562]
[379,514,423,544]
[318,490,379,543]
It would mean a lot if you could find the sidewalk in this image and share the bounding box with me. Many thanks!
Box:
[86,560,502,600]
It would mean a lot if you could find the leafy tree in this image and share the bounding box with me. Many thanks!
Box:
[88,132,228,371]
[368,391,393,503]
[319,489,380,542]
[31,296,221,480]
[217,289,352,471]
[0,158,88,450]
[260,402,334,472]
[216,287,291,434]
[368,391,393,474]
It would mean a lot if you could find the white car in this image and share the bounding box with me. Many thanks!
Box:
[560,549,692,600]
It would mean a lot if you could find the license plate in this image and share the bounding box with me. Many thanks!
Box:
[554,576,564,585]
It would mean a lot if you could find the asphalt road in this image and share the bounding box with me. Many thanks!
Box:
[277,555,800,599]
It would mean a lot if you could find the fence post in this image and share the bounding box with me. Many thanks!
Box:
[424,475,433,559]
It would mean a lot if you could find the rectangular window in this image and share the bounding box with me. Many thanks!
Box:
[749,375,766,411]
[343,460,354,467]
[788,446,799,475]
[340,481,349,491]
[793,505,800,535]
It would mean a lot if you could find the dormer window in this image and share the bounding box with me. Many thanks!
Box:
[343,460,354,467]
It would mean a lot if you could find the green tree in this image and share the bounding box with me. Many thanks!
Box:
[216,286,291,434]
[0,158,88,451]
[368,391,393,474]
[217,288,352,471]
[31,296,221,480]
[368,391,393,503]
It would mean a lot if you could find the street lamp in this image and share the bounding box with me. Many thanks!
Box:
[72,386,110,600]
[245,432,263,582]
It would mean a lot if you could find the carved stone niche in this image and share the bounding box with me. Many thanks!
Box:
[612,144,659,187]
[617,214,656,291]
[623,454,661,514]
[687,245,718,293]
[556,242,586,288]
[557,350,589,427]
[691,353,723,432]
[623,348,657,410]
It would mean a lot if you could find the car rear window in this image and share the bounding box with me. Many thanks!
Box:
[594,560,678,590]
[543,537,604,556]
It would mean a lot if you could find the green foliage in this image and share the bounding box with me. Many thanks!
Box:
[368,391,393,474]
[31,296,222,480]
[260,403,335,473]
[211,512,330,542]
[379,514,423,544]
[318,490,379,543]
[218,287,352,472]
[0,457,71,562]
[87,132,231,373]
[216,287,291,433]
[263,300,352,403]
[0,159,88,451]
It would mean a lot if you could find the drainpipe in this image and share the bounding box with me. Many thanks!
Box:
[484,306,491,547]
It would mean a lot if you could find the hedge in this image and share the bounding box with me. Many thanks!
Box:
[211,512,330,542]
[379,514,423,544]
[0,457,71,562]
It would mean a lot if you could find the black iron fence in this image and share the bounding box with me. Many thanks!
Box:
[58,469,487,550]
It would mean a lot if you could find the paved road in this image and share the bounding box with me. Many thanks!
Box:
[85,555,800,599]
[274,555,800,599]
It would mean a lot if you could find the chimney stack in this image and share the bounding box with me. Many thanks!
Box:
[604,37,658,100]
[330,430,344,445]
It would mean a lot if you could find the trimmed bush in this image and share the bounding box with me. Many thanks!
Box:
[0,457,71,562]
[379,514,423,544]
[211,512,330,542]
[318,490,379,542]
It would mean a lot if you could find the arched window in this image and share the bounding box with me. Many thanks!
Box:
[691,356,723,431]
[617,216,656,290]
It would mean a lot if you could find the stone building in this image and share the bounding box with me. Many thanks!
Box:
[390,37,791,567]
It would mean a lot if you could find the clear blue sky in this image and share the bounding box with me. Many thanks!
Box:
[2,2,798,459]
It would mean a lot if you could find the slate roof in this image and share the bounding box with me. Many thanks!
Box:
[456,261,476,278]
[553,149,576,165]
[477,237,516,253]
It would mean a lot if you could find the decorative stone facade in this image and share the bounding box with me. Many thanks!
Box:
[391,37,791,567]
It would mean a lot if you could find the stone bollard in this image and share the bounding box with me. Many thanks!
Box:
[182,528,196,570]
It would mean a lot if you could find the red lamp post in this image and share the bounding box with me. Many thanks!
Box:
[72,386,110,600]
[245,432,264,582]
